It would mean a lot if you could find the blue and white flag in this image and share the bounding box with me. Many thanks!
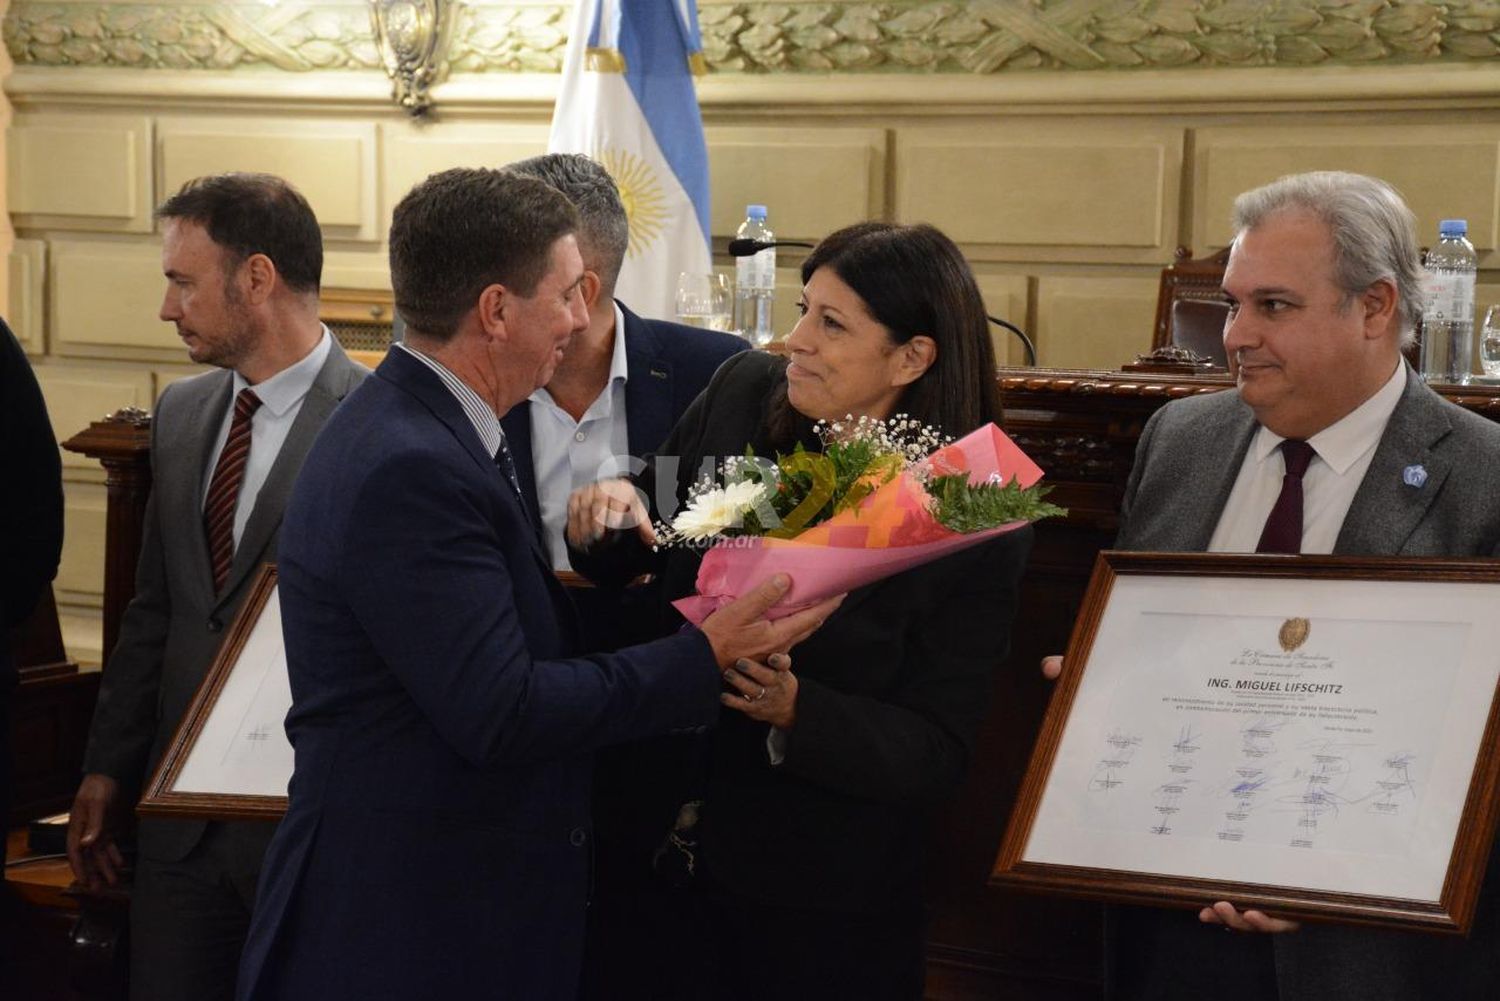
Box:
[549,0,712,320]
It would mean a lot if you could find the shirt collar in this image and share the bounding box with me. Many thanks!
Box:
[395,341,504,458]
[609,300,630,385]
[1250,361,1407,474]
[231,325,332,417]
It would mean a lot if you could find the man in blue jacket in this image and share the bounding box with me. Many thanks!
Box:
[237,168,835,1001]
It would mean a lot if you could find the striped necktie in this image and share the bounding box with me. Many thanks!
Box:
[204,388,263,592]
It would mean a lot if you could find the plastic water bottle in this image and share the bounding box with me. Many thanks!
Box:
[734,205,776,346]
[1421,219,1477,384]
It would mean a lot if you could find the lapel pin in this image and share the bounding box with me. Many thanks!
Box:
[1402,464,1428,488]
[650,368,668,380]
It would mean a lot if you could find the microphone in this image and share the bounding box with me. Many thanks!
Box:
[989,315,1037,368]
[726,238,817,257]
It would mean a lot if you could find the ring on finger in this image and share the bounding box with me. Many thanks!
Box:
[747,685,767,703]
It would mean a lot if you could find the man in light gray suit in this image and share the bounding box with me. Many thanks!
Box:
[65,173,366,1001]
[1058,172,1500,999]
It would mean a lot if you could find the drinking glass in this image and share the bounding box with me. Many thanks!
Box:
[1481,306,1500,378]
[675,273,733,332]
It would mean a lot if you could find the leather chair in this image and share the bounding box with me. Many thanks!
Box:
[1151,246,1231,368]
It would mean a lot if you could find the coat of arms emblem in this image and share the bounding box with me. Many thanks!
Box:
[1278,617,1311,652]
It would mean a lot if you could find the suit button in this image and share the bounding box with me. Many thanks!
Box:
[207,617,223,633]
[569,827,588,847]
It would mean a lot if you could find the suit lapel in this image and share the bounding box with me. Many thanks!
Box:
[384,348,555,574]
[621,304,674,458]
[1122,395,1257,552]
[499,401,546,540]
[163,371,234,605]
[1335,370,1451,556]
[1182,404,1259,551]
[217,345,360,603]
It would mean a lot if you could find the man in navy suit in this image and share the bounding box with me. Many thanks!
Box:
[237,168,836,1001]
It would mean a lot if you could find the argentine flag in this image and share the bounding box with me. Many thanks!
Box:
[548,0,712,321]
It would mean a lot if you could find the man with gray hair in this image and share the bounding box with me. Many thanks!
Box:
[502,153,746,581]
[1097,171,1500,998]
[501,153,746,999]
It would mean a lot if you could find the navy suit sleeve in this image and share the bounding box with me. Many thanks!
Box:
[335,449,719,768]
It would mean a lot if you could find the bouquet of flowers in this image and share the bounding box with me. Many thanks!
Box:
[659,415,1065,624]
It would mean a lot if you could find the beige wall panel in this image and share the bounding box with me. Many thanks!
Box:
[57,482,107,598]
[59,609,104,669]
[1196,127,1500,254]
[159,119,378,238]
[975,274,1031,366]
[35,364,153,468]
[896,124,1181,261]
[9,239,46,353]
[707,127,884,242]
[50,238,176,358]
[8,114,152,232]
[1034,276,1158,370]
[323,246,393,292]
[381,123,549,219]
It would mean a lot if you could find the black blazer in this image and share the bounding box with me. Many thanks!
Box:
[581,351,1033,912]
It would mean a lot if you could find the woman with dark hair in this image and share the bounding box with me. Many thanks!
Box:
[571,222,1030,1000]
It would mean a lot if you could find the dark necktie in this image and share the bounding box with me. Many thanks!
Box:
[494,433,523,500]
[204,388,263,592]
[495,435,544,544]
[1256,439,1316,554]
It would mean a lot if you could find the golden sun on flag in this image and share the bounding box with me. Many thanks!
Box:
[597,147,667,258]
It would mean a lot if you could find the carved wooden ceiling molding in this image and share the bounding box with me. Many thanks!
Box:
[4,1,1497,75]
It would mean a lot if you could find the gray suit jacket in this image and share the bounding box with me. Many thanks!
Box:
[1112,366,1500,1001]
[83,340,366,862]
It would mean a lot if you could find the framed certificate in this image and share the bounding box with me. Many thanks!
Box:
[138,564,293,821]
[993,551,1500,934]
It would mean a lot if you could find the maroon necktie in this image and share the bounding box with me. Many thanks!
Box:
[1255,439,1315,554]
[204,388,263,592]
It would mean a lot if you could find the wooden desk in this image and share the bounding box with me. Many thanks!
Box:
[5,828,130,1000]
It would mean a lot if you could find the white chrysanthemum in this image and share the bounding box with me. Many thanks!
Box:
[670,479,768,541]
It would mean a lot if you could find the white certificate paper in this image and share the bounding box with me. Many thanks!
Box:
[171,584,295,798]
[1024,574,1500,904]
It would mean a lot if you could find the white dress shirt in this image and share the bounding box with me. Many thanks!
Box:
[528,301,632,569]
[201,327,332,548]
[1208,362,1406,555]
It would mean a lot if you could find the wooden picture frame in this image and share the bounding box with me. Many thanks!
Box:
[138,564,291,821]
[993,551,1500,935]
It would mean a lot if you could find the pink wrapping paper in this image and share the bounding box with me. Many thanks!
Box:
[672,423,1046,624]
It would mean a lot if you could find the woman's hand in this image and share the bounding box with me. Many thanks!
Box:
[721,652,798,729]
[565,478,654,550]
